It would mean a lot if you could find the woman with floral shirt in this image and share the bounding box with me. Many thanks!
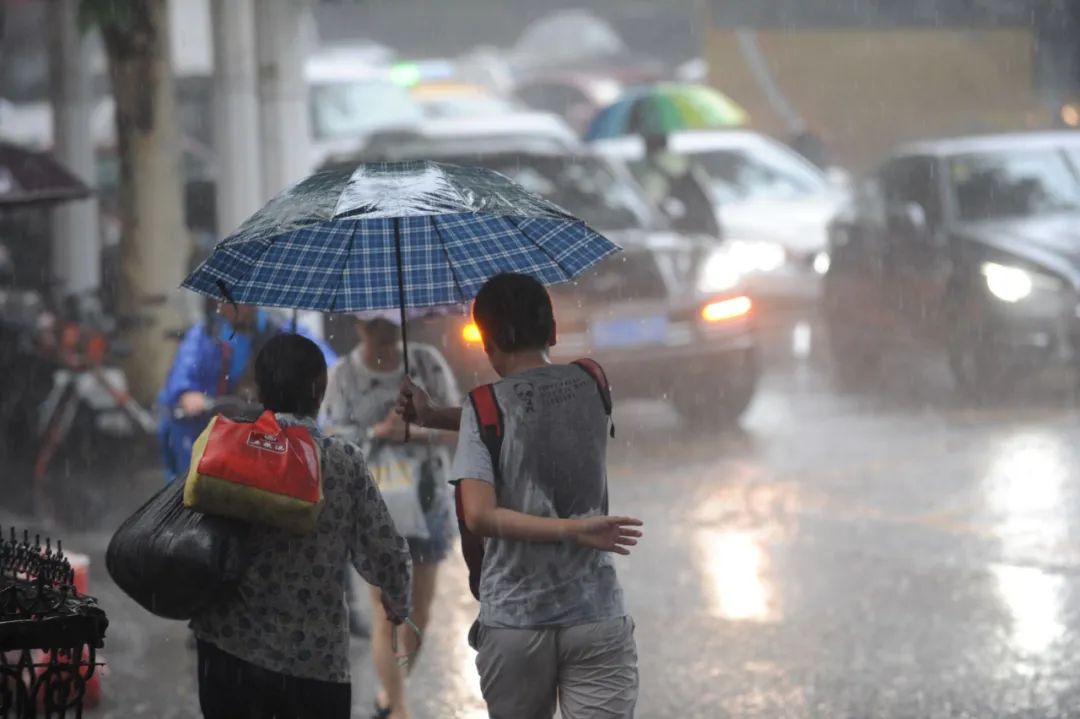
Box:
[191,333,412,719]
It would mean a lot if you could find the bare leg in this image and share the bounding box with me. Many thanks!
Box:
[369,562,440,719]
[405,562,439,670]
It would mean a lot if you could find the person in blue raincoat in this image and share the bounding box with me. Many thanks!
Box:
[157,301,337,482]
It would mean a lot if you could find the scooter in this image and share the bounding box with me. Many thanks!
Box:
[31,293,156,528]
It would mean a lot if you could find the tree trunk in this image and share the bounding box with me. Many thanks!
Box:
[99,0,189,402]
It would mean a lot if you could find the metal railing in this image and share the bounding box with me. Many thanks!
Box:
[0,528,108,719]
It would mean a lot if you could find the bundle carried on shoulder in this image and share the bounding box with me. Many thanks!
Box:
[185,410,323,534]
[106,477,248,620]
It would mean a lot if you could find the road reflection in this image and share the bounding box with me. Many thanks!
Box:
[985,432,1069,658]
[692,482,794,623]
[992,564,1065,657]
[696,528,779,622]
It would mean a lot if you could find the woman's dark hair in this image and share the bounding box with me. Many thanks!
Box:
[254,334,327,416]
[473,273,554,353]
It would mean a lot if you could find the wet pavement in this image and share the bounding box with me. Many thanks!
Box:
[16,336,1080,718]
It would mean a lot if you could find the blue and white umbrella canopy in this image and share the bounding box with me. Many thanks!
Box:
[182,160,621,313]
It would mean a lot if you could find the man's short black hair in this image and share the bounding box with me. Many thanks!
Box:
[473,273,554,353]
[255,333,327,416]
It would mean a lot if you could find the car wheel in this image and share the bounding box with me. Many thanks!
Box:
[947,326,1011,400]
[825,316,883,389]
[673,348,759,426]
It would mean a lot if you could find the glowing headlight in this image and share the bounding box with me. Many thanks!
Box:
[813,251,831,275]
[727,239,787,274]
[981,262,1033,303]
[697,251,741,294]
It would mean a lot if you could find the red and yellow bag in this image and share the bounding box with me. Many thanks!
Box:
[184,411,323,534]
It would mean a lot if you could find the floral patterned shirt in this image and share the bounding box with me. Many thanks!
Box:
[191,414,412,683]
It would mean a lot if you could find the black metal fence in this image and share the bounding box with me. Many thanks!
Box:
[0,528,107,719]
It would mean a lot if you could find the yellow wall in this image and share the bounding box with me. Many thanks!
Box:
[704,26,1047,168]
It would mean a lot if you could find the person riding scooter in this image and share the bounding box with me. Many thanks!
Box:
[157,300,337,482]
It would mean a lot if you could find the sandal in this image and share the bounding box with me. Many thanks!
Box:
[370,700,392,719]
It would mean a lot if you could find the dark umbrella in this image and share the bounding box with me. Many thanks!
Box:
[0,142,92,209]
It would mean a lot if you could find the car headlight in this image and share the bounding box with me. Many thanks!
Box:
[726,239,787,274]
[981,262,1033,303]
[697,251,741,294]
[813,251,831,275]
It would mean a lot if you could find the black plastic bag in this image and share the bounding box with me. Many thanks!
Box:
[106,477,248,620]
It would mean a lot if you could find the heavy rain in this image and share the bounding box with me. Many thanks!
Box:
[2,1,1080,717]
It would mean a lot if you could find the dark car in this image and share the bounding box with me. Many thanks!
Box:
[332,144,759,424]
[823,132,1080,394]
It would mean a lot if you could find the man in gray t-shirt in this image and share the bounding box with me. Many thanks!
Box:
[400,273,642,719]
[452,363,626,629]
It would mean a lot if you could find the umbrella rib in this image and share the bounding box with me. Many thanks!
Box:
[504,215,572,277]
[328,222,359,313]
[429,216,469,305]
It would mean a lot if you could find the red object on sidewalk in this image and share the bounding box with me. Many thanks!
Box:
[68,552,89,595]
[34,551,103,708]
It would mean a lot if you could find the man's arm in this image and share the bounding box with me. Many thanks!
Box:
[457,479,642,554]
[397,376,461,431]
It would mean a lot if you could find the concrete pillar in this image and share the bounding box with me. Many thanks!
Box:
[255,0,322,338]
[256,0,314,199]
[211,0,262,235]
[48,0,101,296]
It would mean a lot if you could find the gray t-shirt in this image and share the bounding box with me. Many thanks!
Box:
[452,363,625,629]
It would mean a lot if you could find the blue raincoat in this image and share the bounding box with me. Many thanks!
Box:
[157,312,337,481]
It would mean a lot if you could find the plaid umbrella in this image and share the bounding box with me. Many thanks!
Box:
[183,160,620,372]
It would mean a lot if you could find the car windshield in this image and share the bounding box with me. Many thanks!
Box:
[309,81,423,141]
[454,155,653,231]
[690,142,828,202]
[950,148,1080,221]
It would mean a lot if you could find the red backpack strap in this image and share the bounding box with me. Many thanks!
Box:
[572,358,615,438]
[468,383,504,479]
[455,383,503,601]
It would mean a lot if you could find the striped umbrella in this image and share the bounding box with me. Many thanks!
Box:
[584,83,748,141]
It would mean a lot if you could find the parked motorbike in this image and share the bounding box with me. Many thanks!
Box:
[29,292,156,528]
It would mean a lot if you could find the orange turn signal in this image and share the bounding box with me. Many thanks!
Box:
[462,322,483,344]
[701,296,752,323]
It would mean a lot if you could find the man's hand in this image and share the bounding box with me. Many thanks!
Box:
[571,516,644,556]
[370,408,408,442]
[397,376,434,427]
[178,391,209,417]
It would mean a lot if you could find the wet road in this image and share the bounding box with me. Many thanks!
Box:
[33,341,1080,718]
